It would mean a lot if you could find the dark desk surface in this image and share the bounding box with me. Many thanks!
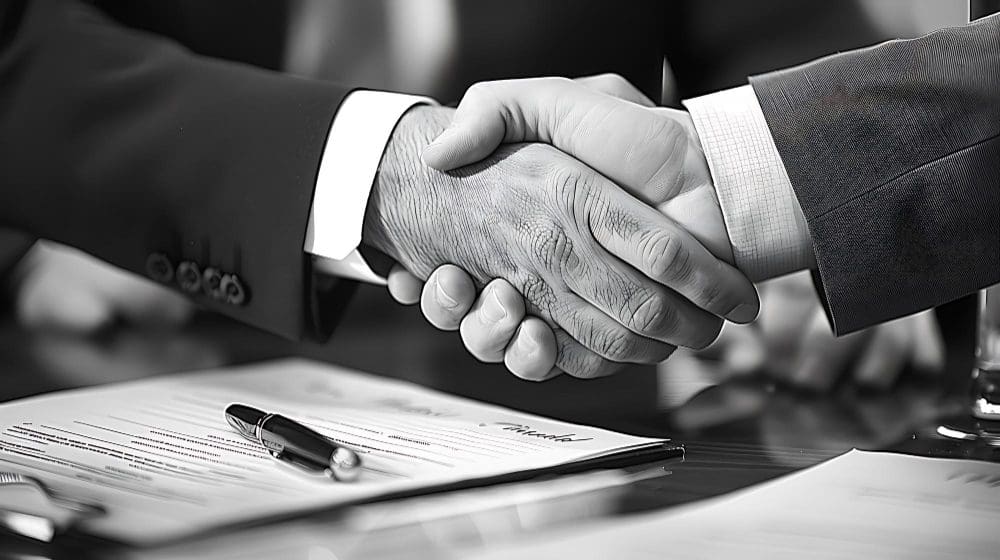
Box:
[1,286,996,559]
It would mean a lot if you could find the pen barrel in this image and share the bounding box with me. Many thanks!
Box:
[260,414,336,468]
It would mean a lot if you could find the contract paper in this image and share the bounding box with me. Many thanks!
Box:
[0,359,673,544]
[469,449,1000,560]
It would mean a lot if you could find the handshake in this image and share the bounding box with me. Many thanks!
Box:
[362,75,763,381]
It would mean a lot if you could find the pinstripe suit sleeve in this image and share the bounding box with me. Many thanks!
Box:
[750,14,1000,334]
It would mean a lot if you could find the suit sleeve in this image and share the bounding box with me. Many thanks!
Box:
[749,14,1000,334]
[0,0,354,340]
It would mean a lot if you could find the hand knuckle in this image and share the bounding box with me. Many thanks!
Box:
[644,231,692,281]
[548,76,574,88]
[558,343,616,379]
[573,319,640,362]
[652,299,681,339]
[530,223,579,274]
[546,164,599,216]
[604,73,630,92]
[518,274,556,317]
[598,201,641,242]
[465,81,491,98]
[627,292,668,335]
[596,331,635,362]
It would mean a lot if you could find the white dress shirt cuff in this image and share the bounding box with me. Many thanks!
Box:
[305,90,436,285]
[683,85,813,281]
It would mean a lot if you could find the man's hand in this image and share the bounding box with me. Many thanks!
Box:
[364,104,758,380]
[384,76,753,380]
[422,76,735,262]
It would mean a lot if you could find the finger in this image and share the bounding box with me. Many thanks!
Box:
[589,183,759,324]
[504,317,559,381]
[851,320,911,390]
[387,263,424,305]
[419,264,476,331]
[422,81,513,170]
[526,274,677,364]
[459,279,526,362]
[561,237,725,349]
[909,310,946,376]
[552,327,642,380]
[424,78,696,206]
[788,308,867,391]
[574,73,656,107]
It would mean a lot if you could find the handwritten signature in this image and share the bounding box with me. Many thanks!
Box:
[491,422,593,443]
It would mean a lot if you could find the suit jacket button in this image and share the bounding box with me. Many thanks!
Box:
[176,261,202,293]
[146,253,174,283]
[221,274,248,306]
[202,267,225,300]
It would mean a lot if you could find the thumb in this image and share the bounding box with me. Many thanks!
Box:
[387,263,423,305]
[422,97,507,171]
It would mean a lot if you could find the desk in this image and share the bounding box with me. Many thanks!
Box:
[0,286,994,559]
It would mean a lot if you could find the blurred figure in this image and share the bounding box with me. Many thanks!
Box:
[11,241,193,335]
[693,272,946,392]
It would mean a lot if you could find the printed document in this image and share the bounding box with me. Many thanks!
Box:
[0,359,673,543]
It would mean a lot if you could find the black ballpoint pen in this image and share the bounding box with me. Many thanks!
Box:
[225,403,361,482]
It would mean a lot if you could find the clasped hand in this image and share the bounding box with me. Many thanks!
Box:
[363,75,758,380]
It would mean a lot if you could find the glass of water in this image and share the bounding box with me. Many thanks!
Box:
[971,284,1000,420]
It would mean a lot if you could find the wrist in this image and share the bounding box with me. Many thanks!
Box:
[362,105,456,270]
[683,85,816,281]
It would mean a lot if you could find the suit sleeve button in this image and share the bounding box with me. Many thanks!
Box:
[221,274,248,306]
[146,253,174,283]
[202,267,225,300]
[176,261,203,293]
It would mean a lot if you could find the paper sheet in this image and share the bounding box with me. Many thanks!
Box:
[0,359,670,544]
[468,449,1000,560]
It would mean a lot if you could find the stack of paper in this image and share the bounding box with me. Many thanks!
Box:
[0,359,677,544]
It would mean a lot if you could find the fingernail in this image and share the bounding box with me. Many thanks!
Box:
[513,333,538,361]
[435,279,460,310]
[422,131,450,158]
[481,289,507,323]
[421,144,441,166]
[726,303,758,324]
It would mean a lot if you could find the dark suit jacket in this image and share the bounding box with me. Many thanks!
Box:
[750,14,1000,334]
[0,0,664,340]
